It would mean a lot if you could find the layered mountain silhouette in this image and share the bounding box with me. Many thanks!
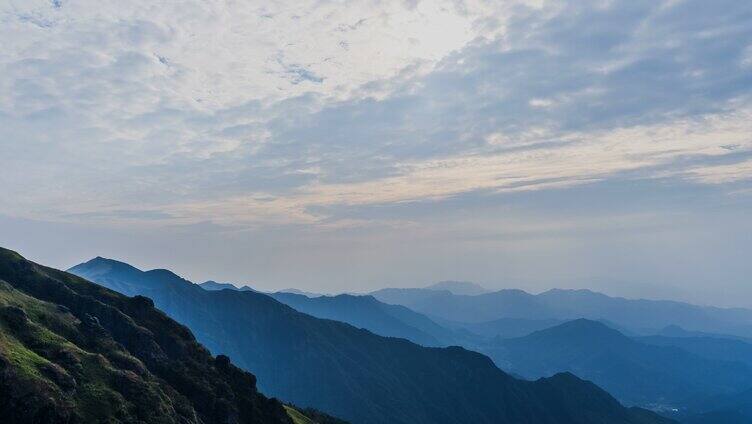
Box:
[370,287,752,338]
[199,280,256,292]
[425,281,490,295]
[198,282,322,298]
[484,319,752,407]
[653,324,752,343]
[440,317,565,339]
[269,292,456,347]
[69,256,673,424]
[637,334,752,369]
[278,288,325,298]
[681,388,752,424]
[0,247,293,424]
[264,289,752,415]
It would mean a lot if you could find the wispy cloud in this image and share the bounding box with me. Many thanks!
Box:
[1,0,752,233]
[7,0,752,306]
[686,158,752,184]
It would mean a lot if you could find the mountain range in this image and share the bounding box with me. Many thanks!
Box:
[439,316,566,340]
[483,319,752,408]
[681,388,752,423]
[199,280,256,292]
[68,255,672,424]
[239,281,752,421]
[233,286,752,418]
[370,287,752,338]
[424,281,490,295]
[263,287,752,417]
[637,334,752,369]
[268,292,457,347]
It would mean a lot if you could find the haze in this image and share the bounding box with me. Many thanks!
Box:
[2,0,751,307]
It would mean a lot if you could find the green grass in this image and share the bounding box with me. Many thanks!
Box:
[0,330,51,380]
[0,248,296,424]
[284,405,316,424]
[0,281,137,422]
[77,382,129,423]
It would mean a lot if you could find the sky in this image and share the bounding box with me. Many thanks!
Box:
[2,0,752,307]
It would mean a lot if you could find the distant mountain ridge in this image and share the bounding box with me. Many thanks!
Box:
[277,288,324,297]
[636,334,752,369]
[682,388,752,424]
[425,280,490,295]
[655,324,752,342]
[439,317,565,339]
[69,256,673,424]
[370,287,752,338]
[484,319,752,408]
[269,292,456,347]
[199,280,256,291]
[197,282,320,297]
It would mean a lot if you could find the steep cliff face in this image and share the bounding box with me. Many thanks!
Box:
[0,247,292,424]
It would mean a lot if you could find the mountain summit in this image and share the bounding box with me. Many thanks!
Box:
[199,280,256,292]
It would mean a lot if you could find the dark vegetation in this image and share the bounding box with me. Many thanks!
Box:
[0,247,292,424]
[286,405,351,424]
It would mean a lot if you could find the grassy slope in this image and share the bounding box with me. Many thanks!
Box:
[285,406,316,424]
[0,279,183,423]
[0,247,292,424]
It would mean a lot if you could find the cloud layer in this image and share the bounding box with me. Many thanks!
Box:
[2,0,752,305]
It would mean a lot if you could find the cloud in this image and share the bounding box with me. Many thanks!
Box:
[686,158,752,184]
[1,0,752,230]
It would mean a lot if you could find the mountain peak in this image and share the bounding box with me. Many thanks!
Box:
[521,318,630,346]
[278,288,322,297]
[200,280,256,292]
[68,256,143,277]
[69,257,197,295]
[84,255,127,265]
[426,280,489,295]
[540,288,603,297]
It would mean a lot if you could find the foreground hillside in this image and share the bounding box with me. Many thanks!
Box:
[0,247,293,424]
[71,256,674,424]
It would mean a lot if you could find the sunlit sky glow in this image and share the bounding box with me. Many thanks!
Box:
[2,0,752,306]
